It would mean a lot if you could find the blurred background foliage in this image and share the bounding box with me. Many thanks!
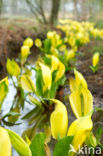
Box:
[0,0,103,26]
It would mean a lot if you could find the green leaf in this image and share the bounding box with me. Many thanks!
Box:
[20,75,36,93]
[96,127,102,143]
[29,112,42,125]
[0,81,9,109]
[94,107,103,112]
[90,65,99,73]
[6,59,20,77]
[43,56,51,66]
[29,95,41,106]
[22,107,40,119]
[43,39,51,53]
[6,129,32,156]
[30,133,46,156]
[49,75,66,99]
[53,136,74,156]
[36,69,43,96]
[8,106,20,123]
[57,75,66,86]
[3,112,20,119]
[49,82,58,98]
[2,119,21,126]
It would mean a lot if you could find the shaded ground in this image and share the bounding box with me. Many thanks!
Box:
[0,18,61,79]
[78,40,103,99]
[0,24,44,78]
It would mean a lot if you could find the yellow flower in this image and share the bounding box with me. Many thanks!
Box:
[50,99,68,139]
[46,55,65,82]
[68,37,75,47]
[66,49,75,61]
[47,55,59,72]
[23,37,33,48]
[6,59,20,77]
[74,69,88,90]
[21,45,30,59]
[69,70,87,93]
[67,115,93,154]
[51,55,59,72]
[47,31,54,39]
[69,87,93,118]
[92,52,99,67]
[39,63,52,91]
[55,61,65,82]
[59,45,66,52]
[69,77,77,93]
[50,46,59,56]
[0,127,11,156]
[77,32,83,39]
[35,38,42,47]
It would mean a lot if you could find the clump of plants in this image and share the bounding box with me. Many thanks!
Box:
[0,20,103,156]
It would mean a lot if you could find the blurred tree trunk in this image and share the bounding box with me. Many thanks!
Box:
[50,0,61,25]
[26,0,61,25]
[0,0,2,16]
[73,0,80,20]
[11,0,16,15]
[80,0,87,21]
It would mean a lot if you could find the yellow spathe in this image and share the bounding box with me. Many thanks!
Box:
[69,87,93,118]
[39,63,52,91]
[67,115,93,154]
[92,52,99,67]
[23,37,33,48]
[50,99,68,139]
[0,127,11,156]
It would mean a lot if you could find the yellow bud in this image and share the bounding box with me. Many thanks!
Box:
[35,38,42,47]
[49,55,59,72]
[66,49,75,61]
[50,99,68,139]
[69,77,77,92]
[92,52,99,67]
[0,127,11,156]
[50,46,59,56]
[68,37,75,47]
[23,37,33,48]
[85,132,97,148]
[74,69,88,89]
[47,31,54,39]
[39,63,52,92]
[55,61,65,82]
[59,45,66,52]
[21,45,30,59]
